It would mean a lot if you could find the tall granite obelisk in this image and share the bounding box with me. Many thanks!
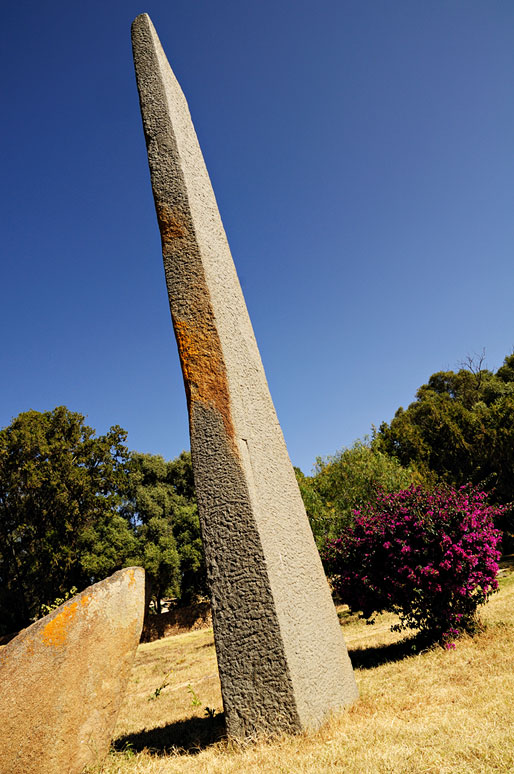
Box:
[131,13,358,739]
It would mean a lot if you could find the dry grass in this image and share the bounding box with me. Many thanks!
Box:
[93,567,514,774]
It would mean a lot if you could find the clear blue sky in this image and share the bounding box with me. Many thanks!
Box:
[1,1,513,473]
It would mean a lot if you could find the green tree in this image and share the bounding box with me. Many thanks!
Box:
[374,353,514,544]
[123,452,180,613]
[297,439,420,549]
[167,452,207,603]
[123,451,207,610]
[374,355,514,495]
[0,407,135,635]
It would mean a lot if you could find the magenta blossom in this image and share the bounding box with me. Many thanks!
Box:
[323,484,505,644]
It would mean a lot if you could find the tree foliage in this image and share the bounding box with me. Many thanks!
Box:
[0,408,207,636]
[166,452,207,604]
[373,353,514,542]
[296,439,420,548]
[122,451,206,611]
[0,407,134,635]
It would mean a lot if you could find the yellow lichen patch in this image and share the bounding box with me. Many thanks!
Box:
[128,569,136,588]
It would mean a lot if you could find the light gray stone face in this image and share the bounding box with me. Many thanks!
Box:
[131,13,358,739]
[0,567,145,774]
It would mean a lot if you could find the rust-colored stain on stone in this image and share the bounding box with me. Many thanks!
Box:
[41,595,91,648]
[173,316,236,448]
[152,201,238,450]
[155,201,187,241]
[153,203,237,448]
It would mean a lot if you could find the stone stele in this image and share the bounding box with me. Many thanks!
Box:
[0,567,145,774]
[131,13,358,740]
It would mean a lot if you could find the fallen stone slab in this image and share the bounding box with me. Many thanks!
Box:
[0,567,145,774]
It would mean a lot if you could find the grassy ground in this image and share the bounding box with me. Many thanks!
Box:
[93,564,514,774]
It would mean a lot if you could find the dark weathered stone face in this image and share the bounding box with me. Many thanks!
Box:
[0,567,145,774]
[131,13,358,740]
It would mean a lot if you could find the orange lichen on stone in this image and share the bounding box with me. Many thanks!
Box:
[41,595,90,648]
[128,569,136,588]
[41,602,78,647]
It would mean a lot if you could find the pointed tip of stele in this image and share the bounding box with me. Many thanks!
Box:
[132,12,151,29]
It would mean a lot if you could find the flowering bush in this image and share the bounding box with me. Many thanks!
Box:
[323,485,505,645]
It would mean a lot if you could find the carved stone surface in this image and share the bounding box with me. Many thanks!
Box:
[0,567,145,774]
[131,13,358,739]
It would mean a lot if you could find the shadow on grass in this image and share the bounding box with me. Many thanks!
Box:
[348,632,434,669]
[113,713,226,757]
[499,553,514,572]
